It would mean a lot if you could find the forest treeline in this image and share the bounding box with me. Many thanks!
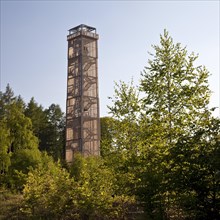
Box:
[0,30,219,220]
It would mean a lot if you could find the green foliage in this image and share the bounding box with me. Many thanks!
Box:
[106,30,219,219]
[22,154,75,219]
[69,154,136,219]
[107,80,141,153]
[168,118,220,219]
[108,80,140,120]
[70,154,115,218]
[24,97,47,140]
[0,85,42,190]
[22,154,135,219]
[133,30,219,219]
[0,119,11,174]
[0,84,15,111]
[0,85,65,192]
[7,102,39,152]
[140,30,211,142]
[25,100,65,161]
[100,116,117,157]
[0,86,38,153]
[105,80,142,196]
[43,104,65,160]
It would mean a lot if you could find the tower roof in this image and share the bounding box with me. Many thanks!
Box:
[68,24,96,35]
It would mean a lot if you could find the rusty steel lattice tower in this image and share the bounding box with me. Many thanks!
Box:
[66,24,100,162]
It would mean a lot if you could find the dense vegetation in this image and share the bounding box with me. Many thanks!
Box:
[0,30,219,219]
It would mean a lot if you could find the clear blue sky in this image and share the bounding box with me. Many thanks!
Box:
[1,1,219,117]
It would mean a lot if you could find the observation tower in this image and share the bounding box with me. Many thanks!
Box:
[65,24,100,162]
